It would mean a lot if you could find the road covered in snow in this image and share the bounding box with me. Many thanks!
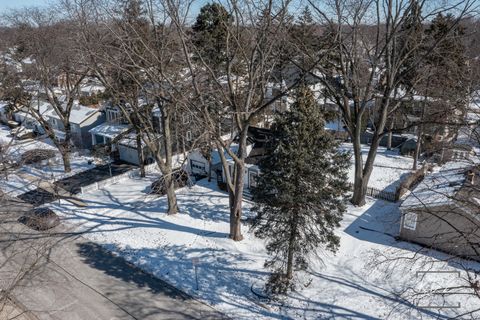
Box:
[46,172,480,319]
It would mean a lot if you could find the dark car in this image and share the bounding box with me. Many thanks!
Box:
[18,207,61,231]
[150,170,190,195]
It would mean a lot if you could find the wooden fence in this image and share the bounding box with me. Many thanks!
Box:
[364,186,396,202]
[347,183,397,202]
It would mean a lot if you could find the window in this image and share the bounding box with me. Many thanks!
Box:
[403,212,417,230]
[249,171,258,189]
[186,130,192,141]
[107,109,120,123]
[191,160,206,172]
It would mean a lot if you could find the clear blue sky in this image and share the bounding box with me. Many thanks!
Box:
[0,0,49,12]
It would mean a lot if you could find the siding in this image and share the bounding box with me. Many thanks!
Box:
[399,205,480,260]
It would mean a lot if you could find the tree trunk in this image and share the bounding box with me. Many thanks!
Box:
[136,133,145,177]
[158,102,178,215]
[62,124,72,173]
[413,127,422,170]
[61,151,71,173]
[286,217,297,280]
[229,160,245,241]
[351,133,381,206]
[228,127,249,241]
[387,120,394,150]
[164,170,179,215]
[413,101,426,170]
[350,133,366,206]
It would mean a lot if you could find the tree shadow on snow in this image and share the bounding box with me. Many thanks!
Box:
[76,241,286,319]
[76,241,226,320]
[52,183,233,239]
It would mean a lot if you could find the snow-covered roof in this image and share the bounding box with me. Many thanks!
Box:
[21,57,34,64]
[401,161,472,210]
[118,132,146,148]
[213,144,254,164]
[89,123,130,139]
[15,101,52,120]
[80,84,106,94]
[46,104,100,125]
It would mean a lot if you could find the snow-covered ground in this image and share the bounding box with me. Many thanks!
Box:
[47,175,480,319]
[0,124,55,158]
[341,143,414,192]
[0,125,95,196]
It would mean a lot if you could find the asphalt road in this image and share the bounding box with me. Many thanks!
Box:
[0,196,226,320]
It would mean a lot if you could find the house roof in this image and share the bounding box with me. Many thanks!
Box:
[401,161,475,210]
[46,104,100,125]
[15,100,52,121]
[89,123,130,139]
[80,84,106,94]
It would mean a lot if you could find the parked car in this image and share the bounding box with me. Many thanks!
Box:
[18,207,61,231]
[149,170,190,195]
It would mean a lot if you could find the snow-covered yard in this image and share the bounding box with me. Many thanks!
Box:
[0,125,96,196]
[341,143,414,192]
[47,175,480,319]
[0,124,55,158]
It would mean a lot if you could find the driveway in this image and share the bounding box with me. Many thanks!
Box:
[0,195,225,320]
[18,161,136,206]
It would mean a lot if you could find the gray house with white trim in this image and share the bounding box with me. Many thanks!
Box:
[46,103,105,149]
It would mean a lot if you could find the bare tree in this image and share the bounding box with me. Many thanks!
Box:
[307,0,474,205]
[63,0,207,214]
[166,0,310,240]
[4,7,92,173]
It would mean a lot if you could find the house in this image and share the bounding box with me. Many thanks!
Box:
[90,101,199,166]
[0,101,10,124]
[89,104,131,151]
[188,127,269,196]
[399,161,480,261]
[80,83,106,98]
[13,100,52,135]
[46,103,105,149]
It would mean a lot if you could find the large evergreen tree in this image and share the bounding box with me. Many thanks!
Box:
[397,0,424,89]
[289,6,321,68]
[251,85,350,293]
[192,3,232,70]
[422,13,468,154]
[424,13,468,105]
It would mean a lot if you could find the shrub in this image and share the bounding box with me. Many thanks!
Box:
[21,149,56,164]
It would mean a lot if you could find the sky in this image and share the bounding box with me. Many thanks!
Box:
[0,0,49,12]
